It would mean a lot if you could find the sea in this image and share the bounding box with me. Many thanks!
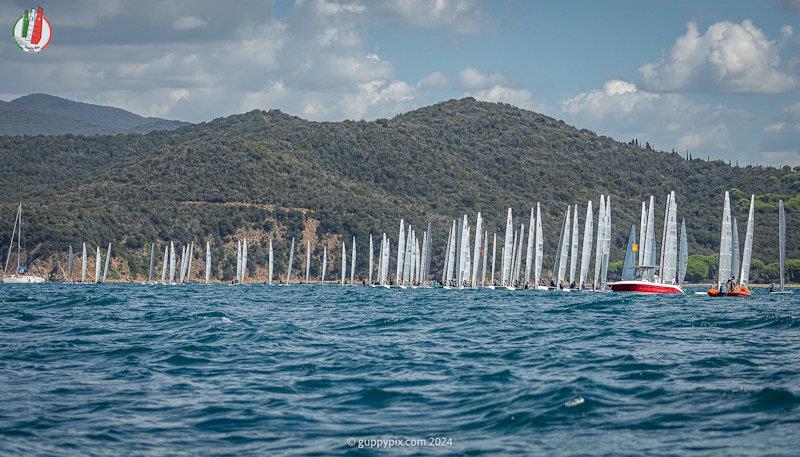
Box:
[1,284,798,456]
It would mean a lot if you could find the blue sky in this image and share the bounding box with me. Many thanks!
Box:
[1,0,798,165]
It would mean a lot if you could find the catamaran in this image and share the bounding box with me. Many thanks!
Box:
[2,203,46,283]
[771,200,792,294]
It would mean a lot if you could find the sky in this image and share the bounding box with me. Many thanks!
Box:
[1,0,798,166]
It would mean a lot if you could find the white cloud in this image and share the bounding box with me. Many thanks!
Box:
[377,0,491,34]
[560,80,748,154]
[761,102,800,163]
[174,15,207,30]
[418,71,449,89]
[640,20,797,94]
[466,85,535,110]
[458,67,505,89]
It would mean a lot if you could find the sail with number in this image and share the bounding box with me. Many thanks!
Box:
[471,213,483,287]
[341,242,347,285]
[161,245,167,283]
[396,219,405,284]
[557,206,571,285]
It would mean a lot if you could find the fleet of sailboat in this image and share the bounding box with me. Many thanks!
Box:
[3,193,794,294]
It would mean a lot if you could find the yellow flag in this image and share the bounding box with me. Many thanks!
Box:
[632,243,639,253]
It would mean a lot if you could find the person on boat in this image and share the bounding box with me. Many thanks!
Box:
[569,281,576,289]
[550,280,556,288]
[769,283,775,293]
[726,276,735,293]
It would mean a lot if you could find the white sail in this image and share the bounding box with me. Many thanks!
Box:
[236,240,242,283]
[659,194,670,275]
[460,219,470,287]
[641,195,656,281]
[404,227,414,286]
[446,221,456,286]
[515,224,525,285]
[67,245,74,283]
[557,207,571,285]
[442,223,452,284]
[286,238,295,285]
[661,192,678,284]
[169,241,176,284]
[368,234,374,285]
[481,231,489,286]
[179,245,186,284]
[351,236,356,284]
[600,197,611,289]
[579,201,593,288]
[524,208,535,287]
[534,203,543,287]
[471,213,483,287]
[102,243,111,282]
[740,195,755,285]
[161,245,167,284]
[779,199,786,290]
[94,246,101,283]
[82,243,88,283]
[490,232,497,286]
[268,239,273,285]
[205,241,211,284]
[678,219,688,284]
[241,239,247,284]
[186,242,194,283]
[147,243,155,283]
[510,229,518,286]
[396,219,405,284]
[569,205,579,285]
[638,201,647,267]
[594,195,606,287]
[731,217,740,282]
[501,208,513,287]
[341,242,347,285]
[321,246,327,283]
[717,191,733,290]
[305,241,311,283]
[381,234,390,285]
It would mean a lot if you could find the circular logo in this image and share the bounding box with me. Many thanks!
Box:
[12,7,51,53]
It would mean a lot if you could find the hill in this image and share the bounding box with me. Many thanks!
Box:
[0,94,189,135]
[1,98,798,283]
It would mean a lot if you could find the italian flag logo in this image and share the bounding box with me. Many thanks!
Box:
[13,6,51,53]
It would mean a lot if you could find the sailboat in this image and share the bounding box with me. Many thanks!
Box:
[772,199,792,294]
[707,192,750,297]
[611,193,683,294]
[3,203,46,283]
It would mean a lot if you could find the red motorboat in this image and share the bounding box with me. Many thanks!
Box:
[610,279,684,294]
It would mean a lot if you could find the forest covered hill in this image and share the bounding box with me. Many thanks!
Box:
[1,97,798,283]
[0,94,189,135]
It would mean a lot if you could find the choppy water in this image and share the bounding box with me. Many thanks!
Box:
[1,284,799,456]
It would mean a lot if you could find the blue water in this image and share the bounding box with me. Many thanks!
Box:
[1,284,799,456]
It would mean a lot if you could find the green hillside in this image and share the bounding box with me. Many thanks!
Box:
[1,98,798,283]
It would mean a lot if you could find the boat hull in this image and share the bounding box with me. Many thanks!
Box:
[610,280,683,294]
[2,275,46,284]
